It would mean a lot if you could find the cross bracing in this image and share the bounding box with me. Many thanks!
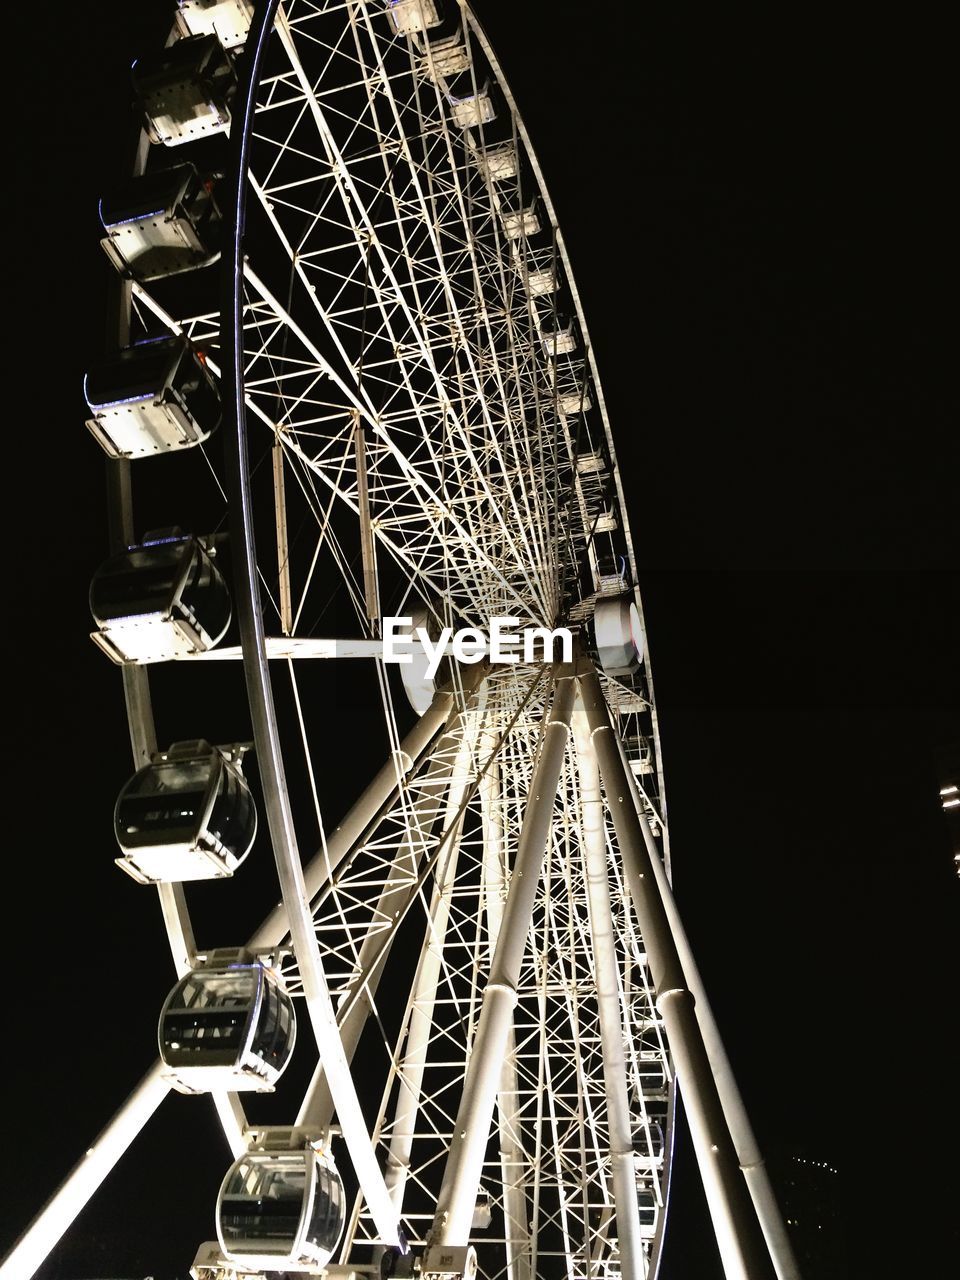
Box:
[36,3,675,1278]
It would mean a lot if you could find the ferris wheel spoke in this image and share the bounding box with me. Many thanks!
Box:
[263,15,555,617]
[240,260,539,622]
[342,6,558,598]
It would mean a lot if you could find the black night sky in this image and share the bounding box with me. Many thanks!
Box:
[4,5,956,1280]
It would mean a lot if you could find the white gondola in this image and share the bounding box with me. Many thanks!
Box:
[544,351,589,415]
[216,1143,345,1269]
[176,0,253,50]
[99,164,222,283]
[114,740,256,884]
[133,34,236,147]
[539,313,578,356]
[89,531,231,664]
[594,592,646,678]
[386,0,442,37]
[159,958,296,1093]
[419,26,470,79]
[84,336,220,459]
[499,202,541,241]
[519,255,558,297]
[446,77,496,129]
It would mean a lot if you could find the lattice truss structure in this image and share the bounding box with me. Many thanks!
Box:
[250,665,671,1275]
[111,2,674,1276]
[140,0,646,636]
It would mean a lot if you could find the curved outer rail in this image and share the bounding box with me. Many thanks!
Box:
[219,0,399,1247]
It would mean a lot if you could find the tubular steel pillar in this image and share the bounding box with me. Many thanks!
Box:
[613,739,801,1280]
[572,706,645,1276]
[479,727,532,1280]
[577,662,770,1280]
[430,665,577,1246]
[1,1064,171,1280]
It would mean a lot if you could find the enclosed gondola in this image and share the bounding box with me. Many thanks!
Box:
[133,33,237,147]
[89,530,231,664]
[633,1119,665,1169]
[636,1187,660,1238]
[114,740,256,884]
[216,1143,345,1269]
[594,592,645,677]
[159,956,296,1093]
[176,0,253,50]
[99,164,223,284]
[84,335,221,459]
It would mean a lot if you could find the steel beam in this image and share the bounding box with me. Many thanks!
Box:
[1,1064,170,1280]
[572,705,644,1276]
[480,728,532,1280]
[430,665,577,1246]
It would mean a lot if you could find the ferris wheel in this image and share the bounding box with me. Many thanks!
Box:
[4,4,799,1280]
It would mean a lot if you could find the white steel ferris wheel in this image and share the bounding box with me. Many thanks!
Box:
[5,4,799,1280]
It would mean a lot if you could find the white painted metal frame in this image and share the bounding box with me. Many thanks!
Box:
[3,4,711,1279]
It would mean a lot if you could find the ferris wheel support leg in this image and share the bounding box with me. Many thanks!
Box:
[480,730,532,1280]
[571,706,645,1276]
[1,1063,171,1280]
[612,743,801,1280]
[430,665,578,1247]
[577,662,770,1280]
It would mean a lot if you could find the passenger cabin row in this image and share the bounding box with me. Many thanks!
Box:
[87,11,455,1273]
[156,946,346,1262]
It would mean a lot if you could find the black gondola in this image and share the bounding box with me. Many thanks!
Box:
[217,1145,345,1267]
[114,740,256,884]
[99,164,223,283]
[160,958,296,1093]
[84,335,221,459]
[133,33,236,147]
[636,1057,667,1097]
[633,1119,665,1167]
[89,530,231,664]
[636,1187,659,1235]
